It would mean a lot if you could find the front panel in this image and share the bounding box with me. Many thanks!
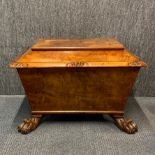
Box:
[18,67,140,114]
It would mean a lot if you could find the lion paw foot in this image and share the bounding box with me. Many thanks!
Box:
[115,118,138,134]
[111,115,138,134]
[17,115,42,134]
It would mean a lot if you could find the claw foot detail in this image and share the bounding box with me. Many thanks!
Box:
[111,115,138,134]
[17,115,42,134]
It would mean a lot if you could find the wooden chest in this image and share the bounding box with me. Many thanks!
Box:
[10,38,146,134]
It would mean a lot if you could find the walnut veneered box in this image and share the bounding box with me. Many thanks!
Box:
[10,38,146,134]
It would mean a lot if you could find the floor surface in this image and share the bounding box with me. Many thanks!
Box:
[0,96,155,155]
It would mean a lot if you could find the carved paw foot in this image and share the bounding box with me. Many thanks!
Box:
[111,115,138,134]
[17,115,42,134]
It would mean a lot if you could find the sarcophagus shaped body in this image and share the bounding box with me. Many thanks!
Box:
[10,39,146,134]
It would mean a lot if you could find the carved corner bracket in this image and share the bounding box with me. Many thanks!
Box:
[128,61,142,67]
[12,62,28,68]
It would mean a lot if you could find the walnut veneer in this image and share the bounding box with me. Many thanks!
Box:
[10,38,146,134]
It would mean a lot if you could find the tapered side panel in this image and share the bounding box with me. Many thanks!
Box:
[17,68,140,114]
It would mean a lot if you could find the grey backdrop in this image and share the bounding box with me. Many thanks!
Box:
[0,0,155,96]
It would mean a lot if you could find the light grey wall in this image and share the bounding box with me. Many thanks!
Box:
[0,0,155,96]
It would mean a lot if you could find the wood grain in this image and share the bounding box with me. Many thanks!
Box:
[31,38,124,50]
[9,39,146,68]
[0,0,155,96]
[17,67,139,114]
[13,39,142,134]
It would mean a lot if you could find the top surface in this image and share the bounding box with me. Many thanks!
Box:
[10,38,146,68]
[31,38,124,50]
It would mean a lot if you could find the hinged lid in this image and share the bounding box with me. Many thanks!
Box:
[10,38,146,68]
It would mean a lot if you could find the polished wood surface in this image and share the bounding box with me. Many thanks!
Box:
[31,38,124,50]
[18,67,139,113]
[10,38,146,134]
[10,48,146,68]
